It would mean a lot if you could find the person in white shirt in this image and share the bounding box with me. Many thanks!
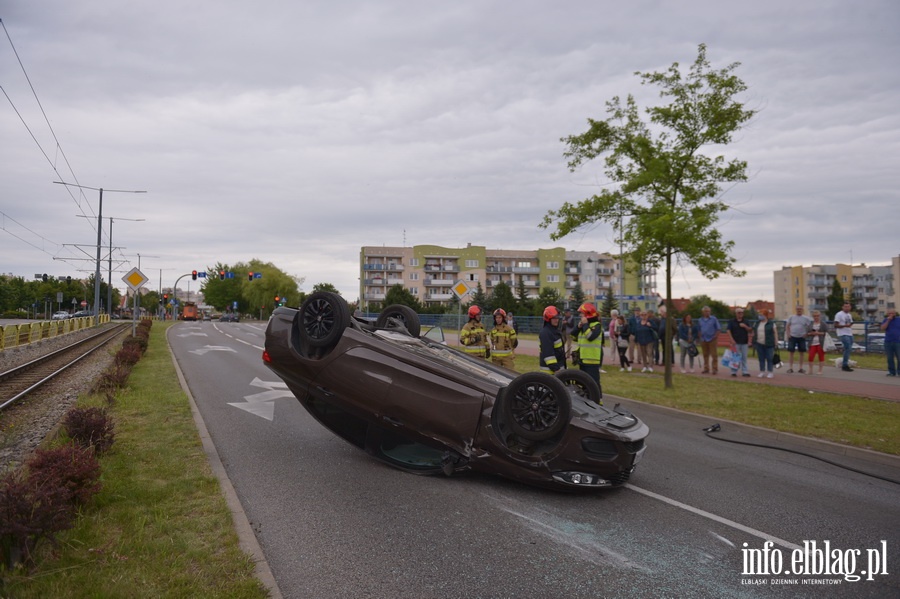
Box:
[833,302,855,372]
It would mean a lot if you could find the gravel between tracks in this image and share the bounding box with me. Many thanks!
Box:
[0,327,120,472]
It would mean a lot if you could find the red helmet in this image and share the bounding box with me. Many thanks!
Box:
[493,308,506,321]
[467,305,482,319]
[542,305,560,322]
[578,302,598,319]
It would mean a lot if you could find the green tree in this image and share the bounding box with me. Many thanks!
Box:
[540,44,755,389]
[490,281,517,313]
[569,282,586,310]
[240,259,302,315]
[826,279,847,320]
[312,282,341,295]
[384,284,421,311]
[515,278,532,315]
[535,287,563,317]
[468,282,488,312]
[601,285,618,317]
[685,294,732,320]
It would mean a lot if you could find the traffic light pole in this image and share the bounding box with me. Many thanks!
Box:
[171,273,191,321]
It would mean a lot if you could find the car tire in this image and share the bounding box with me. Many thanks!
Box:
[375,304,421,337]
[500,372,572,442]
[554,369,602,403]
[298,292,351,348]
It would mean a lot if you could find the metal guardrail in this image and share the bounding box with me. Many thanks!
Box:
[0,314,112,352]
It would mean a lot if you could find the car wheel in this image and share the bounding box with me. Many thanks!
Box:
[375,304,421,337]
[298,292,351,348]
[554,369,602,403]
[501,372,572,442]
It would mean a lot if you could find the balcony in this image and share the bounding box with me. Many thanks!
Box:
[565,266,581,274]
[513,266,541,274]
[387,278,403,286]
[363,278,385,285]
[487,266,512,273]
[523,280,539,287]
[426,292,453,301]
[364,293,386,301]
[425,279,454,286]
[425,264,459,273]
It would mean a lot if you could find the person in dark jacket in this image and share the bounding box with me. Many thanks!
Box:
[633,311,657,373]
[539,306,566,373]
[677,314,700,373]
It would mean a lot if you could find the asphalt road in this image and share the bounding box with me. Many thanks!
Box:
[168,321,900,599]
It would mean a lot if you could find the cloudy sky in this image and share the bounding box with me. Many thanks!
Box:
[2,0,898,305]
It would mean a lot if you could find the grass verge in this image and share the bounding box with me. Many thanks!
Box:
[512,354,900,455]
[2,322,268,598]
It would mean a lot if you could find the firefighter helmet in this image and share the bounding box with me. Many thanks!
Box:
[542,305,560,322]
[578,302,598,319]
[493,308,506,322]
[467,305,482,319]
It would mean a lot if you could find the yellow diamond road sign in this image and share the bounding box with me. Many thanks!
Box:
[452,280,470,299]
[122,267,149,292]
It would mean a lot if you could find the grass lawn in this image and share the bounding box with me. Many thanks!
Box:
[511,354,900,455]
[2,322,268,598]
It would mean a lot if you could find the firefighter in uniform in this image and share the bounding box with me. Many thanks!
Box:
[489,308,517,369]
[574,302,604,397]
[460,305,489,359]
[539,305,566,373]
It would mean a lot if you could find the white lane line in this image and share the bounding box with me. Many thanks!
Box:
[625,484,801,551]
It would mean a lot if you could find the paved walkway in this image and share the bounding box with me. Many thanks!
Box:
[444,332,899,402]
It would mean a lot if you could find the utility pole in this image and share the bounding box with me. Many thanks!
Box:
[54,182,147,325]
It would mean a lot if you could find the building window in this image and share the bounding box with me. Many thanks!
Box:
[517,261,532,268]
[467,273,479,281]
[410,258,419,266]
[465,259,479,268]
[410,287,419,296]
[547,261,559,269]
[547,275,559,283]
[409,272,418,281]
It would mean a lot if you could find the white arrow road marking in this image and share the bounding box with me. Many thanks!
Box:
[228,377,294,421]
[189,345,238,355]
[178,332,209,337]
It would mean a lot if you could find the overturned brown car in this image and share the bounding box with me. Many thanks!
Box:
[263,292,649,490]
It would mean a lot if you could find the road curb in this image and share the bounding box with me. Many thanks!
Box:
[167,330,284,599]
[607,393,900,469]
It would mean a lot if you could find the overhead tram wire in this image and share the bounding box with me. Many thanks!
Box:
[1,18,99,229]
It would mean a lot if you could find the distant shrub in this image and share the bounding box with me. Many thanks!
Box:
[122,334,148,354]
[91,364,132,399]
[115,343,142,367]
[62,407,116,454]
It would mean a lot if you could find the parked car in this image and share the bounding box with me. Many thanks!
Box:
[866,333,885,353]
[263,292,649,491]
[72,310,94,318]
[51,311,70,320]
[219,313,240,322]
[829,334,864,353]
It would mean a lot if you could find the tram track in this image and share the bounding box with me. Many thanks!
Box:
[0,323,130,411]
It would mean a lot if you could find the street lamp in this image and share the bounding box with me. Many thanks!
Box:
[54,182,147,325]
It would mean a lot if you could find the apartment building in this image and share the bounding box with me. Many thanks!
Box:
[773,256,899,320]
[360,244,659,312]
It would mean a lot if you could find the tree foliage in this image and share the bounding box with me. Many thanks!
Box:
[569,282,586,309]
[601,286,618,317]
[540,44,755,388]
[826,279,848,319]
[383,284,422,311]
[489,281,517,313]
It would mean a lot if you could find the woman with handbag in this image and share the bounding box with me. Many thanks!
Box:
[754,309,780,378]
[613,314,632,372]
[677,314,700,373]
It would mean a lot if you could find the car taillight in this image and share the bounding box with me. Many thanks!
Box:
[262,350,272,363]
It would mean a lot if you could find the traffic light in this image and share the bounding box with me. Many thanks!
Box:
[42,273,48,282]
[66,276,72,284]
[274,295,280,305]
[219,270,225,280]
[192,270,197,280]
[248,272,254,281]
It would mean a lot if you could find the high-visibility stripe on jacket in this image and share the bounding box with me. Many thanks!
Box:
[490,323,517,356]
[577,320,604,364]
[460,321,487,357]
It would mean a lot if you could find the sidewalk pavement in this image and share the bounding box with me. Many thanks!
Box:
[443,332,899,402]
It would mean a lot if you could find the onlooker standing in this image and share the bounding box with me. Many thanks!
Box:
[698,306,721,375]
[677,314,700,373]
[507,311,518,334]
[608,309,620,366]
[612,314,632,372]
[784,305,812,373]
[633,311,657,373]
[880,308,900,377]
[834,302,855,372]
[806,310,828,375]
[754,309,780,378]
[627,310,639,365]
[726,308,752,377]
[648,309,661,365]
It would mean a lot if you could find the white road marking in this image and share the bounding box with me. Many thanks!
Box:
[177,332,209,337]
[228,377,294,421]
[625,484,801,550]
[189,345,237,355]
